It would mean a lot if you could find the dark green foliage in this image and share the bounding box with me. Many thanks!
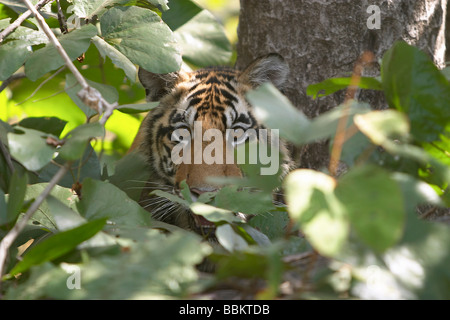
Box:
[0,0,449,300]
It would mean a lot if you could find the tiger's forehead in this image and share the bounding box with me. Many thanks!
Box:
[172,67,250,128]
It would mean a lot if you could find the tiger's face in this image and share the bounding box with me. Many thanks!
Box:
[132,54,290,235]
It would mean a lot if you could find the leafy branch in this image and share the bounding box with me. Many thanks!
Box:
[22,0,118,125]
[0,0,118,283]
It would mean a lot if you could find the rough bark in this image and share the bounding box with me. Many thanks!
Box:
[236,0,448,170]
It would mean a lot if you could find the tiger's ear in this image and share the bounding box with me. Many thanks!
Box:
[138,68,182,101]
[239,53,289,90]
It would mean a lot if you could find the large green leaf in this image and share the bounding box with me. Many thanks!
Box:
[336,165,405,253]
[213,185,274,215]
[8,218,107,277]
[381,41,450,142]
[173,9,231,66]
[7,126,56,171]
[247,83,309,144]
[25,24,98,81]
[23,183,79,231]
[4,171,28,225]
[91,35,136,82]
[0,40,32,81]
[248,83,371,146]
[0,24,48,80]
[58,122,105,161]
[100,6,181,74]
[189,202,241,224]
[77,178,150,227]
[161,0,202,30]
[284,169,349,257]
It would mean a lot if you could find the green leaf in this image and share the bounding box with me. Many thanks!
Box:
[307,76,382,99]
[214,185,274,215]
[5,171,28,224]
[18,117,67,137]
[216,224,249,252]
[161,0,202,30]
[39,144,102,188]
[284,169,349,257]
[0,190,6,225]
[247,83,310,144]
[69,0,170,20]
[116,102,159,114]
[304,101,371,145]
[179,180,192,203]
[336,165,405,253]
[9,218,107,277]
[248,85,371,148]
[189,202,241,224]
[100,6,181,74]
[0,39,32,81]
[151,189,190,207]
[25,24,98,81]
[16,230,210,299]
[58,122,105,161]
[174,9,232,66]
[65,73,119,119]
[355,111,450,186]
[5,25,48,45]
[381,41,450,142]
[23,183,79,231]
[7,126,56,171]
[77,178,150,227]
[91,35,136,82]
[47,195,117,248]
[46,195,86,231]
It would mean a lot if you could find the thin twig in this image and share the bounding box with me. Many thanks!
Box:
[16,66,66,105]
[0,163,70,283]
[328,51,375,176]
[23,0,88,89]
[0,73,26,94]
[0,0,53,43]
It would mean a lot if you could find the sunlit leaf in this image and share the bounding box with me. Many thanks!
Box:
[216,224,249,252]
[284,169,349,257]
[100,6,181,74]
[307,76,382,99]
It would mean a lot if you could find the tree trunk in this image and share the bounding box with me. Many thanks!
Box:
[236,0,448,170]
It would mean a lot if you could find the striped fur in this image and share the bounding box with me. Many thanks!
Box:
[131,54,291,235]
